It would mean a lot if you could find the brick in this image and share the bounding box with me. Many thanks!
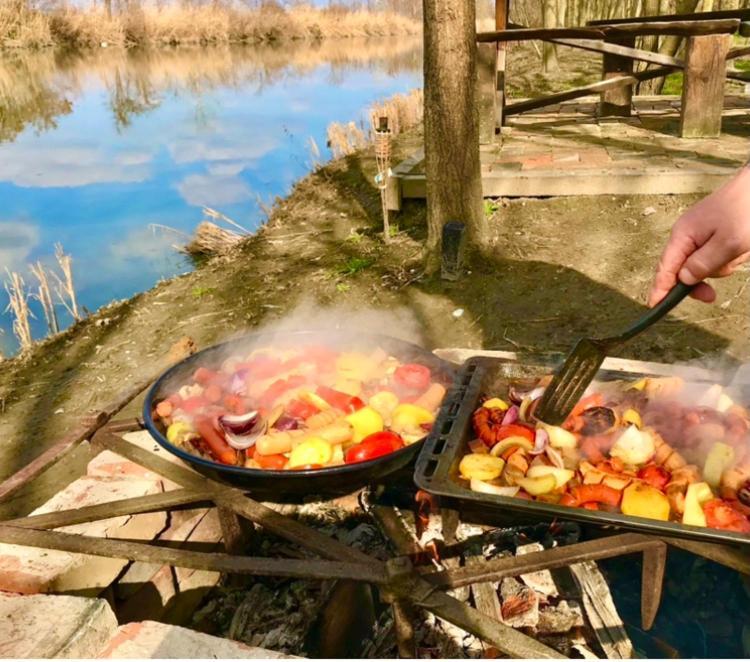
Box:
[116,509,223,625]
[0,591,118,658]
[87,430,197,490]
[0,477,167,595]
[98,621,296,658]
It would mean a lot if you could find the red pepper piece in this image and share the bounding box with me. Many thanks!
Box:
[286,399,319,420]
[316,386,365,414]
[494,424,535,444]
[194,416,237,465]
[581,502,600,511]
[253,449,287,470]
[637,465,671,491]
[559,493,578,508]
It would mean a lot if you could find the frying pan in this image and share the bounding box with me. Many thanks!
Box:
[143,330,455,500]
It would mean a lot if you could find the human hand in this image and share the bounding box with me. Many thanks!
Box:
[649,166,750,306]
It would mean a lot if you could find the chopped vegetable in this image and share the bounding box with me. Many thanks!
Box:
[610,425,655,466]
[621,483,670,521]
[288,437,333,469]
[482,398,509,410]
[459,454,505,481]
[517,474,557,496]
[345,406,384,443]
[489,436,533,458]
[537,422,578,449]
[683,482,714,527]
[345,431,403,464]
[469,478,520,497]
[526,465,574,489]
[393,363,431,392]
[703,442,735,488]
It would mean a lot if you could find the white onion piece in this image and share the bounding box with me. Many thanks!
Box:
[469,478,520,497]
[545,445,565,469]
[529,428,549,455]
[501,405,520,426]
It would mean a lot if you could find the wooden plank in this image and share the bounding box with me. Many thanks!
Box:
[589,9,750,26]
[601,36,636,117]
[467,556,502,625]
[495,0,508,129]
[666,538,750,575]
[550,36,684,68]
[426,533,665,589]
[0,524,386,584]
[641,544,666,630]
[0,413,108,504]
[727,45,750,60]
[680,34,731,138]
[505,66,673,116]
[96,432,377,566]
[569,561,634,659]
[477,19,740,43]
[400,167,733,199]
[2,488,211,529]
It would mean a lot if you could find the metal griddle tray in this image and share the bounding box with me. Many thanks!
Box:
[414,355,750,548]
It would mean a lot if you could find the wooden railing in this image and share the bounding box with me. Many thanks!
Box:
[476,6,750,142]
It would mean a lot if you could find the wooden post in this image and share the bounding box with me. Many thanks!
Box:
[680,34,731,138]
[600,36,636,117]
[495,0,508,129]
[476,0,496,143]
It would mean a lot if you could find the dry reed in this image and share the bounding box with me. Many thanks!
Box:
[2,3,420,50]
[184,207,250,257]
[3,270,34,352]
[29,261,59,335]
[50,243,81,321]
[327,87,422,158]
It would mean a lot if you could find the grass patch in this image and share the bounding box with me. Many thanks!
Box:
[734,59,750,72]
[192,286,215,298]
[484,200,499,217]
[662,72,684,96]
[339,257,373,276]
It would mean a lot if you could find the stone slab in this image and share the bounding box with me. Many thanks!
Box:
[0,591,118,659]
[98,621,296,659]
[0,476,166,595]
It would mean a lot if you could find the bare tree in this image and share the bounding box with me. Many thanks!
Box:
[542,0,559,71]
[423,0,485,271]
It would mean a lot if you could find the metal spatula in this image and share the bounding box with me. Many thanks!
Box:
[535,282,695,425]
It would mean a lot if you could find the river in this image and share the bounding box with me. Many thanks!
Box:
[0,39,422,355]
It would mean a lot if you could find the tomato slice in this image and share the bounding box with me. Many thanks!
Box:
[344,432,403,464]
[394,364,431,392]
[637,465,671,491]
[703,499,750,533]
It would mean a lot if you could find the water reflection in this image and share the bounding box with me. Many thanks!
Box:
[0,38,422,354]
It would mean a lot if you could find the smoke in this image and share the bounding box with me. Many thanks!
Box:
[231,299,426,348]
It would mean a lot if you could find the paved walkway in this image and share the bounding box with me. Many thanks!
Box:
[393,95,750,203]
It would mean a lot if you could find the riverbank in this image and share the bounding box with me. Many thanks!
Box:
[1,128,748,517]
[1,2,420,50]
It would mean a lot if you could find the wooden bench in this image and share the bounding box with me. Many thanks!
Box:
[475,6,748,140]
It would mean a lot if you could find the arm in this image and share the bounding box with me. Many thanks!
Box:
[649,165,750,306]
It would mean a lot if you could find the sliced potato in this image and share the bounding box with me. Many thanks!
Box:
[621,408,642,428]
[602,475,632,491]
[517,474,557,496]
[459,454,505,481]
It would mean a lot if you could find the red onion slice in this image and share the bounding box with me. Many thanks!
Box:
[219,411,259,435]
[229,369,249,396]
[529,428,549,455]
[501,404,519,426]
[274,415,299,431]
[218,411,265,450]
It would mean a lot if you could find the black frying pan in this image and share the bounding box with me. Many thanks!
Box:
[143,330,455,501]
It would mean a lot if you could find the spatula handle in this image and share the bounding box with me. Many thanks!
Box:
[616,282,696,344]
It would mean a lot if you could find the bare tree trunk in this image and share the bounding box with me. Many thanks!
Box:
[639,0,700,94]
[423,0,485,270]
[542,0,559,71]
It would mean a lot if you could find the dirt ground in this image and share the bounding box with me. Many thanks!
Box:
[0,126,748,516]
